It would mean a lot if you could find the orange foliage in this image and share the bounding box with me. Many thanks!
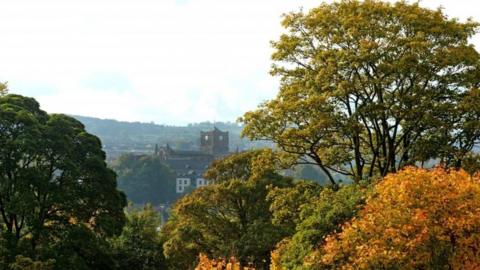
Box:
[195,254,256,270]
[312,167,480,269]
[269,243,284,270]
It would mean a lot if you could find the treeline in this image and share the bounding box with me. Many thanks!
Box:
[73,115,272,159]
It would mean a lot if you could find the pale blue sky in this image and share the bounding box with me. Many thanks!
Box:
[0,0,479,125]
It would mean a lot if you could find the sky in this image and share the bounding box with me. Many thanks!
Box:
[0,0,479,125]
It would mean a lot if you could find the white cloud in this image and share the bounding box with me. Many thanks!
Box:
[0,0,478,124]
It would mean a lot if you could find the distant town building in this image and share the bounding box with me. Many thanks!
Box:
[155,127,229,193]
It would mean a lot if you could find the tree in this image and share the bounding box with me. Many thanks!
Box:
[46,225,116,269]
[0,94,126,263]
[161,213,201,270]
[240,0,480,185]
[314,167,480,269]
[111,204,166,270]
[162,150,294,269]
[163,177,292,270]
[268,182,367,270]
[113,154,176,205]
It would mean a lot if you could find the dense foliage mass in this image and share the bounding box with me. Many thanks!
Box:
[314,167,480,269]
[195,254,256,270]
[269,183,368,270]
[0,94,127,268]
[162,150,294,270]
[241,0,480,185]
[113,154,177,205]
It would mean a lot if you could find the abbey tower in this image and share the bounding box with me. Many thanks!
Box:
[200,127,229,157]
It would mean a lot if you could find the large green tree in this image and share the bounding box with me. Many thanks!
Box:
[0,94,126,264]
[240,0,480,185]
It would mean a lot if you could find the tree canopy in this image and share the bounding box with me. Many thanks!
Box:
[314,167,480,269]
[162,150,294,269]
[269,182,367,270]
[240,0,480,185]
[0,94,126,266]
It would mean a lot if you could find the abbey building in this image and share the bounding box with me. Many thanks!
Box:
[154,127,229,193]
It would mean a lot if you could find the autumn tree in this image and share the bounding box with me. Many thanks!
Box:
[314,167,480,269]
[0,94,126,265]
[240,0,480,185]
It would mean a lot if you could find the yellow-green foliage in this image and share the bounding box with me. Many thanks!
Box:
[195,254,256,270]
[9,256,55,270]
[240,0,480,185]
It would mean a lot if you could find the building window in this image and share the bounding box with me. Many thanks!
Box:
[205,135,209,141]
[196,178,207,187]
[219,135,223,140]
[176,178,191,193]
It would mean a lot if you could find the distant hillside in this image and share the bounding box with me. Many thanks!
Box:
[73,115,271,160]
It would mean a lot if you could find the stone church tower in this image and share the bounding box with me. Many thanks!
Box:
[200,127,229,156]
[153,127,230,193]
